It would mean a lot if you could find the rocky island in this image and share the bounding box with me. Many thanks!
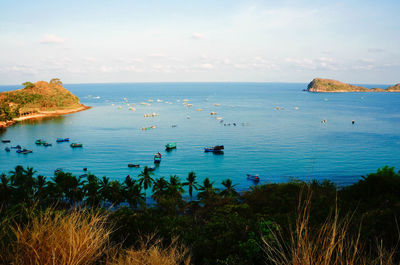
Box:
[307,78,400,92]
[0,79,90,128]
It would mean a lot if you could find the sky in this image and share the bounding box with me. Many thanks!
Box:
[0,0,399,85]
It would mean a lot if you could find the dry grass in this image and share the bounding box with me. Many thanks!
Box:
[107,235,191,265]
[10,209,111,265]
[262,190,397,265]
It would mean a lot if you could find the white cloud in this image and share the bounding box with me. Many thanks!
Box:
[199,63,214,69]
[39,34,66,44]
[190,33,206,40]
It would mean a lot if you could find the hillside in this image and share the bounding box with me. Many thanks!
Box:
[307,78,399,92]
[0,79,89,126]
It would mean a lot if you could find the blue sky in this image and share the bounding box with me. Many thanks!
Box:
[0,0,399,84]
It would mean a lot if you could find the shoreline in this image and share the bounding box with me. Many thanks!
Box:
[0,105,91,129]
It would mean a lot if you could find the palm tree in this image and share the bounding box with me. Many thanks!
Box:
[124,176,145,209]
[197,177,219,202]
[183,171,199,201]
[84,174,100,207]
[220,179,239,199]
[0,173,12,205]
[152,177,168,203]
[167,175,184,200]
[34,175,48,203]
[99,176,111,205]
[138,166,155,206]
[9,165,36,203]
[109,180,124,206]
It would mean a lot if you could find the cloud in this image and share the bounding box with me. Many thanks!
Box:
[190,33,206,40]
[148,53,167,58]
[368,48,386,53]
[39,34,66,44]
[199,63,214,69]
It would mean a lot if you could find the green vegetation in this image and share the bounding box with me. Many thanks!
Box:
[0,166,399,264]
[307,78,400,92]
[0,79,83,122]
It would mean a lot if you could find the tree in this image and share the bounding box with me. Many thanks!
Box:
[197,178,219,203]
[220,179,239,199]
[50,78,63,85]
[124,176,145,209]
[83,174,100,206]
[138,166,155,206]
[22,81,34,89]
[9,165,36,204]
[152,177,169,203]
[99,176,111,205]
[34,175,48,204]
[0,173,12,205]
[183,171,199,201]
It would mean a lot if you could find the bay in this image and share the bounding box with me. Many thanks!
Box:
[1,82,399,191]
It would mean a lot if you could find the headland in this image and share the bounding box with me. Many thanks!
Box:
[0,79,90,128]
[307,78,400,92]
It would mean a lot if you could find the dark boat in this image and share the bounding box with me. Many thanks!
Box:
[70,143,83,147]
[17,149,33,154]
[1,139,11,143]
[57,138,70,142]
[204,145,224,153]
[35,139,44,145]
[148,166,156,171]
[43,142,52,147]
[54,168,63,174]
[5,147,10,152]
[154,152,162,163]
[246,174,260,182]
[128,164,140,168]
[11,145,21,149]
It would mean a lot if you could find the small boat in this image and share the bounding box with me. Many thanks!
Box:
[147,166,156,171]
[246,174,260,182]
[57,138,70,142]
[11,145,21,149]
[165,142,177,150]
[54,168,63,174]
[5,147,10,152]
[128,164,140,168]
[43,142,52,147]
[70,143,83,148]
[204,145,224,153]
[63,138,70,142]
[1,139,11,143]
[35,139,43,145]
[154,152,162,163]
[17,149,33,154]
[171,125,178,128]
[210,112,217,115]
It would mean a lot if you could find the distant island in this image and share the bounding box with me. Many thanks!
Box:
[307,78,400,92]
[0,79,90,128]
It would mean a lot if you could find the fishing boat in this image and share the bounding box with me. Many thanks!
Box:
[148,166,156,171]
[54,168,63,174]
[246,174,260,182]
[11,145,21,149]
[165,142,177,150]
[154,152,162,163]
[35,139,43,145]
[70,143,83,148]
[204,145,224,153]
[5,147,10,152]
[1,139,11,143]
[128,164,140,168]
[57,138,70,142]
[43,142,52,147]
[17,149,33,154]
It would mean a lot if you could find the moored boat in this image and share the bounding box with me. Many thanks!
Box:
[128,164,140,168]
[154,152,162,163]
[5,147,10,152]
[70,143,83,148]
[43,142,52,147]
[165,142,177,150]
[1,139,11,143]
[148,165,156,171]
[246,174,260,182]
[17,149,33,154]
[204,145,224,153]
[35,139,43,145]
[11,145,21,149]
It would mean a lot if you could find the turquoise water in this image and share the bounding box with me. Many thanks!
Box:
[1,83,399,190]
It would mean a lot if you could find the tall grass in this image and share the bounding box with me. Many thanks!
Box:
[0,207,191,265]
[107,235,191,265]
[262,190,397,265]
[10,209,111,265]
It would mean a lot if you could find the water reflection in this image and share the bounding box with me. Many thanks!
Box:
[18,116,66,126]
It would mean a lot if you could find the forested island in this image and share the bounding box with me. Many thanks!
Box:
[307,78,400,92]
[0,165,399,264]
[0,79,89,128]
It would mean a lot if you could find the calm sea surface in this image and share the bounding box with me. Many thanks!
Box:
[1,83,399,190]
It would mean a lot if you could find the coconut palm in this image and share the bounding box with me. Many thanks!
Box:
[152,177,169,203]
[124,176,145,209]
[83,174,100,206]
[0,173,12,205]
[138,166,155,206]
[34,175,48,203]
[9,165,36,203]
[220,179,239,199]
[197,177,219,202]
[183,171,199,201]
[99,176,111,204]
[167,175,184,200]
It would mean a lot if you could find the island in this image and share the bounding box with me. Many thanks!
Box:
[0,78,90,128]
[307,78,400,92]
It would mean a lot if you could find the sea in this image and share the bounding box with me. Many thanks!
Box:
[1,82,399,191]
